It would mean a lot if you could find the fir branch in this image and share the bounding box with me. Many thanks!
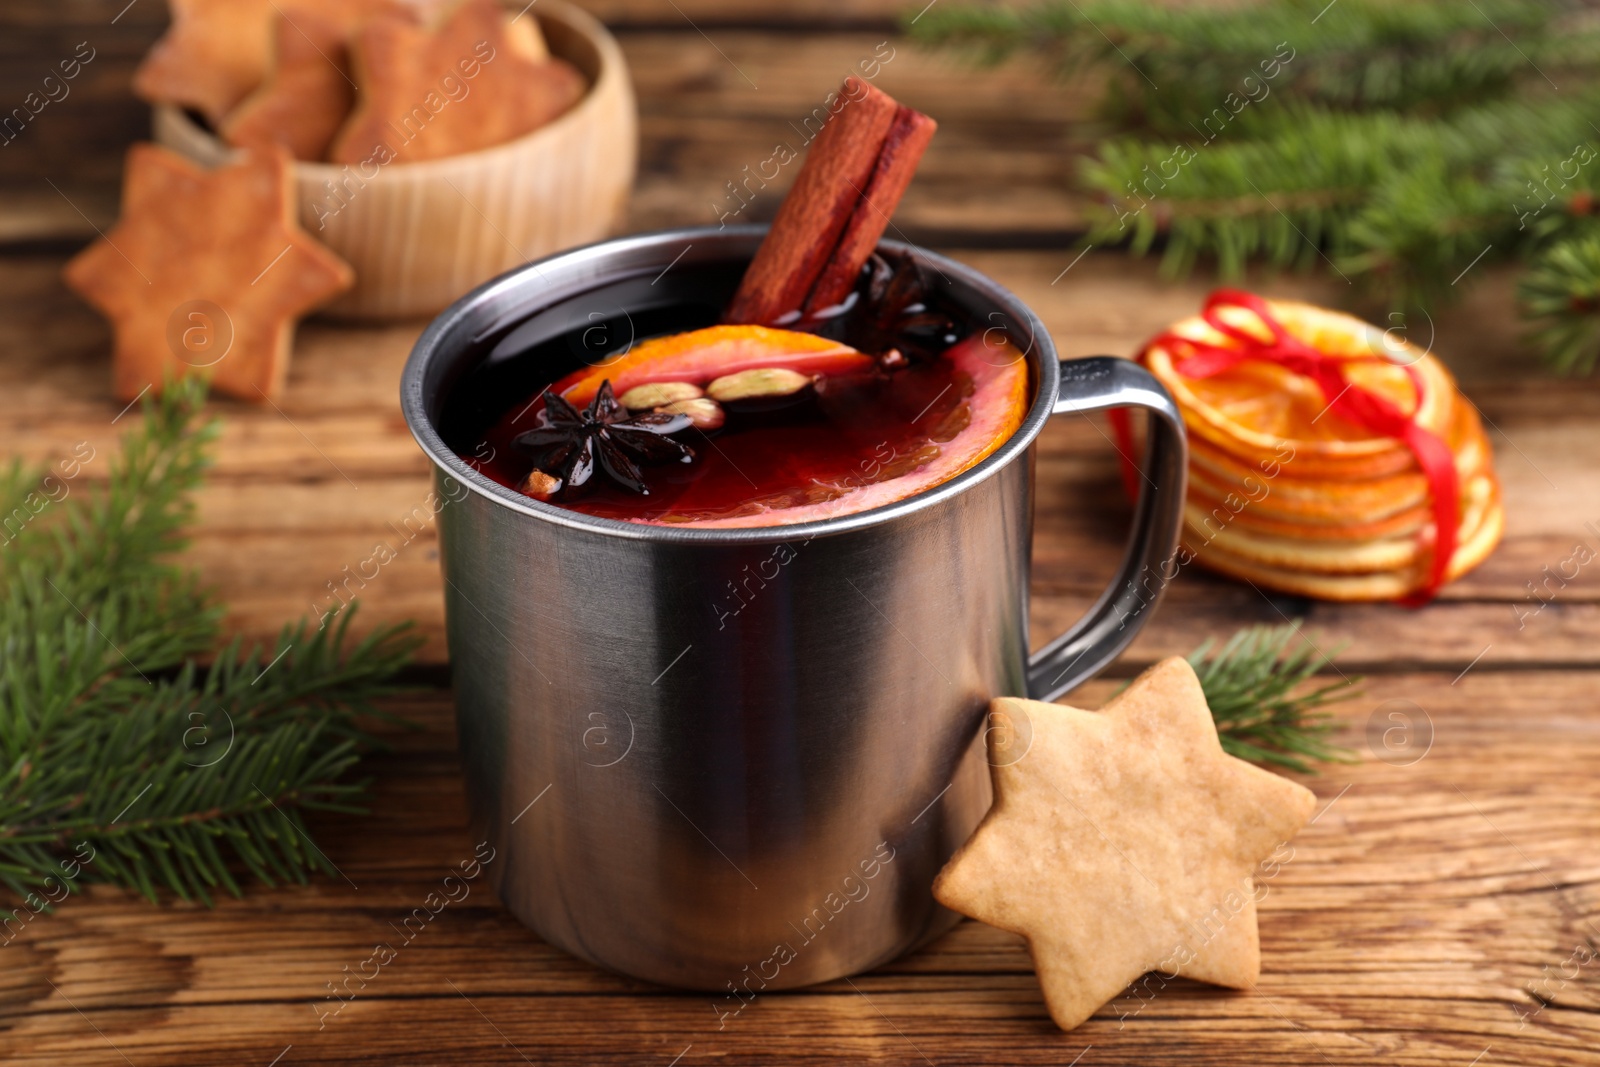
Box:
[0,379,420,912]
[914,0,1600,372]
[1188,623,1359,774]
[1079,95,1600,303]
[1519,231,1600,375]
[911,0,1600,127]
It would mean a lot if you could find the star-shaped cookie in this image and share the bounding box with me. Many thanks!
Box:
[63,143,353,403]
[134,0,422,123]
[933,657,1318,1031]
[220,11,357,161]
[328,0,586,164]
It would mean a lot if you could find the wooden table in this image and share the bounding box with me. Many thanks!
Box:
[4,3,1598,1064]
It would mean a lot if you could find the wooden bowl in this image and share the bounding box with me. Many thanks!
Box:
[152,0,636,320]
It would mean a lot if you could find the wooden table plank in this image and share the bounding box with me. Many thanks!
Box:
[2,252,1591,669]
[5,673,1597,1065]
[621,31,1091,239]
[1,11,1094,245]
[4,7,1598,1063]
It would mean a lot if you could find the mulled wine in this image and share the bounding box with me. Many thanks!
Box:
[443,252,1031,527]
[444,74,1031,527]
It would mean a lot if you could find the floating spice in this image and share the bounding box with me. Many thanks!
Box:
[512,381,693,497]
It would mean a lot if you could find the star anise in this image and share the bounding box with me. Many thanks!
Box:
[843,250,966,364]
[512,380,694,496]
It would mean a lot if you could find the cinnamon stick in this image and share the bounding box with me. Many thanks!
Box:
[723,78,934,327]
[802,105,938,317]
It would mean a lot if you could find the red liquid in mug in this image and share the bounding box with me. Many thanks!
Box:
[466,355,977,524]
[445,251,1029,526]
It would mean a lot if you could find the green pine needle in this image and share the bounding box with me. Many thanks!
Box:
[1519,231,1600,375]
[912,0,1600,373]
[0,379,420,914]
[1190,623,1360,774]
[910,0,1600,125]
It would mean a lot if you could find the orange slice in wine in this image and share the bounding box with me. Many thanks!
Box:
[553,324,877,408]
[656,331,1030,528]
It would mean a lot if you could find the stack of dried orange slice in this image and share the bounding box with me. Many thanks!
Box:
[1129,291,1503,601]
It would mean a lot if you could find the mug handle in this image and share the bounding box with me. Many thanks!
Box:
[1025,357,1188,702]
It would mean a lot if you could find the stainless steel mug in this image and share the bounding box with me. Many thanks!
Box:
[401,227,1186,992]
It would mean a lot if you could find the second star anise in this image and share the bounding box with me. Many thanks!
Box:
[828,250,965,365]
[512,380,695,496]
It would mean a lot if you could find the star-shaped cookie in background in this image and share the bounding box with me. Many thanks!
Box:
[220,12,357,161]
[133,0,424,123]
[329,0,586,165]
[63,143,353,403]
[933,657,1318,1032]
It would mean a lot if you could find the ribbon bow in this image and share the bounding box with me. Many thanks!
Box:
[1117,289,1459,601]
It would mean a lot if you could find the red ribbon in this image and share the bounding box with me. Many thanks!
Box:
[1109,289,1459,602]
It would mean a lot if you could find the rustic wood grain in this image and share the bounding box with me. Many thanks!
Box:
[5,674,1598,1065]
[0,0,164,200]
[1,12,1092,245]
[1,252,1591,667]
[5,5,1600,1062]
